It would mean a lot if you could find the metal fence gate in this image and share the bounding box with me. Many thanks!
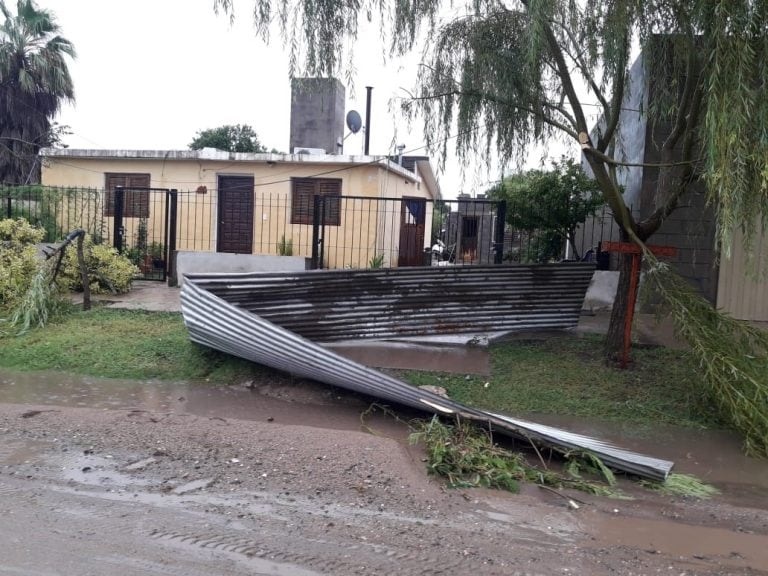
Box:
[310,195,507,270]
[112,186,177,281]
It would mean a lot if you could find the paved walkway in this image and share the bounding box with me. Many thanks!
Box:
[73,281,182,313]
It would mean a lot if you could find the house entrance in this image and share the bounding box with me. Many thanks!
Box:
[398,197,426,267]
[217,176,254,253]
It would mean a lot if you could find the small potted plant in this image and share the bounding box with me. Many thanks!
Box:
[149,242,166,270]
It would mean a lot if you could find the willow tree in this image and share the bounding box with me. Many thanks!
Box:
[216,1,768,452]
[0,0,75,184]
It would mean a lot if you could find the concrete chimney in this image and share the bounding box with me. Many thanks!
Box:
[289,78,345,155]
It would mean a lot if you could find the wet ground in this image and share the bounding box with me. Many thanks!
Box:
[1,368,767,575]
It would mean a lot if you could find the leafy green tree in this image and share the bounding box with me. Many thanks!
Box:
[214,1,768,453]
[189,124,270,153]
[0,0,75,184]
[489,159,603,261]
[213,0,767,356]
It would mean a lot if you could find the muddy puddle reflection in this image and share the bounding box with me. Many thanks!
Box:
[2,369,767,503]
[524,413,768,504]
[0,369,407,438]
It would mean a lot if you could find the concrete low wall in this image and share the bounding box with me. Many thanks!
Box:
[173,251,310,285]
[583,270,619,312]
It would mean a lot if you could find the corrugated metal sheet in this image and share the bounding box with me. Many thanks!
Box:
[183,263,596,341]
[180,266,674,481]
[717,226,768,322]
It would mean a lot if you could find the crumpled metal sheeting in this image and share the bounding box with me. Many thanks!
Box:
[486,413,674,481]
[181,279,674,482]
[183,263,597,342]
[182,280,461,411]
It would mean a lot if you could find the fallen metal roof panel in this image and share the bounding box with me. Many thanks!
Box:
[184,264,596,342]
[180,267,674,482]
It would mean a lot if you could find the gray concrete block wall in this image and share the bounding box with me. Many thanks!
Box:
[174,252,310,286]
[289,78,346,154]
[640,115,717,303]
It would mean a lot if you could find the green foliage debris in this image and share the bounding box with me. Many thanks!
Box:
[645,260,768,457]
[0,218,45,312]
[643,473,720,499]
[409,416,625,496]
[410,416,719,499]
[57,235,138,295]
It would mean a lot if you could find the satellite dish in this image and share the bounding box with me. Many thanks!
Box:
[346,110,362,134]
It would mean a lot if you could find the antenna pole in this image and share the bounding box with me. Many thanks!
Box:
[364,86,372,156]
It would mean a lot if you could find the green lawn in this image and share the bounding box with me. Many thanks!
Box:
[0,307,722,430]
[398,336,721,429]
[0,307,258,382]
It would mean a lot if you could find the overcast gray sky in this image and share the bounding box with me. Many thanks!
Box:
[43,0,580,197]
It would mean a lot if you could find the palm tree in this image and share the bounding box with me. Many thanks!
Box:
[0,0,75,184]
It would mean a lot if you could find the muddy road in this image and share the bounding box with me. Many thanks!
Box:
[0,370,767,575]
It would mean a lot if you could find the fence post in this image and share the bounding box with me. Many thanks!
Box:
[113,186,125,252]
[311,194,321,269]
[5,194,11,219]
[319,197,326,269]
[167,189,178,283]
[494,200,506,264]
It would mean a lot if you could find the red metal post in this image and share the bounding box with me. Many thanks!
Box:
[600,241,677,369]
[622,253,641,368]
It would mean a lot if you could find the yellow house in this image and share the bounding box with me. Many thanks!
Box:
[40,148,441,269]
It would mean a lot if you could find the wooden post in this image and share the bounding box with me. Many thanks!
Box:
[76,232,90,311]
[49,229,90,311]
[601,242,677,368]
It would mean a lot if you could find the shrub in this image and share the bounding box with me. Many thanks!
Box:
[0,218,45,311]
[276,235,294,256]
[368,253,385,268]
[57,236,138,294]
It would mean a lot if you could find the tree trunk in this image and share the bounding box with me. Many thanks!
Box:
[76,233,90,311]
[605,250,636,358]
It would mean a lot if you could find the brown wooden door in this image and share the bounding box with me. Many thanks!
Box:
[398,197,426,267]
[217,175,254,253]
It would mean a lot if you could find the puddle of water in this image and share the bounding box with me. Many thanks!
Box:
[0,369,407,438]
[517,413,768,503]
[326,341,490,375]
[589,514,768,571]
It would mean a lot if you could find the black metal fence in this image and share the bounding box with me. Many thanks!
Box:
[2,184,622,275]
[1,184,175,281]
[109,186,176,281]
[573,204,631,270]
[309,195,506,269]
[2,184,107,242]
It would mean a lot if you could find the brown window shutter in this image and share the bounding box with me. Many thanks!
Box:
[317,179,341,226]
[291,178,316,225]
[104,173,150,218]
[104,174,124,217]
[291,177,342,226]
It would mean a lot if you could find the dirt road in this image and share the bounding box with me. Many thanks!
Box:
[0,373,767,575]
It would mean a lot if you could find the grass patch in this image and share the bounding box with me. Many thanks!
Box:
[399,335,723,430]
[0,307,728,497]
[0,306,259,382]
[1,309,723,432]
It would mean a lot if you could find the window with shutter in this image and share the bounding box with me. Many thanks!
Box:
[290,178,342,226]
[104,173,151,218]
